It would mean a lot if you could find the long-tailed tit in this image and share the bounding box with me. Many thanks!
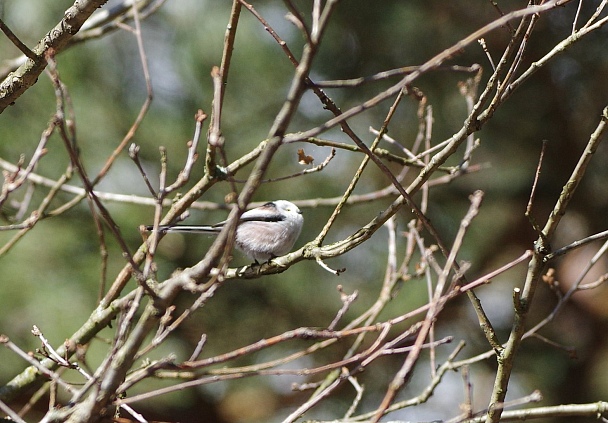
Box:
[147,200,303,263]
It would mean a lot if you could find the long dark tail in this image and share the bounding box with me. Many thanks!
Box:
[144,225,220,234]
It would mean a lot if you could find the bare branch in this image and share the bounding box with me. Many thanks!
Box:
[0,0,110,112]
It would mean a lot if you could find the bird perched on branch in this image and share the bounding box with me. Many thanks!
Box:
[146,200,303,263]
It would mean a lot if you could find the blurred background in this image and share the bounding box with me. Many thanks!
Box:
[1,0,607,421]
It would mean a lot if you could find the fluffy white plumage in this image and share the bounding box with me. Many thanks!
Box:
[148,200,303,263]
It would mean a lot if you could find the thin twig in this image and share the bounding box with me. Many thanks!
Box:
[545,228,608,261]
[0,18,37,60]
[525,140,549,249]
[328,286,359,331]
[0,398,27,423]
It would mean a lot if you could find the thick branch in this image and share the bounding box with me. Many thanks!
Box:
[0,0,109,113]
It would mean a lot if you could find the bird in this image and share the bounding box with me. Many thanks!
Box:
[146,200,304,263]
